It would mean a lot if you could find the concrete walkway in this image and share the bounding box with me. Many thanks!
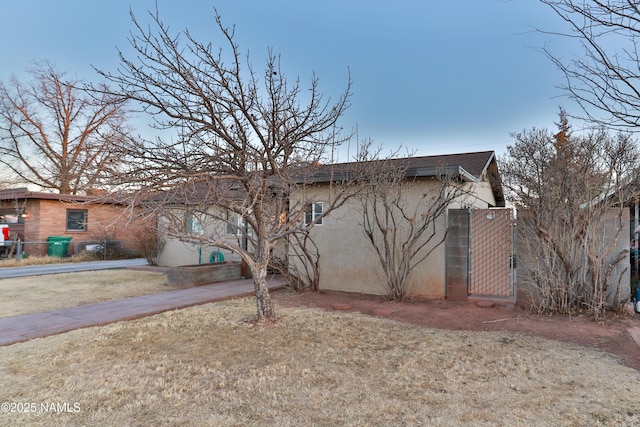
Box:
[0,276,287,347]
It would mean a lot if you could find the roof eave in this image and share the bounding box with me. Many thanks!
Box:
[307,165,480,184]
[409,165,479,182]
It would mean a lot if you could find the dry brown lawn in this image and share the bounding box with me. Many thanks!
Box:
[1,297,639,426]
[0,270,168,317]
[0,253,98,268]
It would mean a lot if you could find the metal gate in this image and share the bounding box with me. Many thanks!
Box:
[446,208,515,300]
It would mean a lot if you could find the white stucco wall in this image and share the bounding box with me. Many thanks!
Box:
[158,238,243,267]
[605,208,631,306]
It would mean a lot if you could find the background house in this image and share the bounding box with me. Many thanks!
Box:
[0,188,148,257]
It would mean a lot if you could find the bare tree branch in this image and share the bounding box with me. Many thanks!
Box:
[359,149,474,301]
[0,61,132,194]
[98,7,363,321]
[540,1,640,129]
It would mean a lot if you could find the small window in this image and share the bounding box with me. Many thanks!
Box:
[226,212,238,235]
[305,202,324,225]
[227,211,252,236]
[186,213,204,235]
[67,209,87,231]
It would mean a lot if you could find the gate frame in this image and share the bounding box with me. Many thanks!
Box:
[446,207,516,307]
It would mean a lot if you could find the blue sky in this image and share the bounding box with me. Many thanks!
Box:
[0,1,576,159]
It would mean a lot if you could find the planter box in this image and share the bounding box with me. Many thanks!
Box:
[166,262,242,288]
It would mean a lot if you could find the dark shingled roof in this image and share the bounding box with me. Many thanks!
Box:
[310,151,493,177]
[0,188,93,202]
[308,151,505,207]
[403,151,496,178]
[0,188,124,205]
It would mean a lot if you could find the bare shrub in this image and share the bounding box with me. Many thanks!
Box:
[360,158,471,301]
[502,110,639,318]
[283,230,321,293]
[135,229,165,266]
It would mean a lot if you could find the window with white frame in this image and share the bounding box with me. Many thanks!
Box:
[304,202,323,225]
[227,211,252,236]
[186,213,204,235]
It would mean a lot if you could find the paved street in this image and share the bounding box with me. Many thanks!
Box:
[0,258,149,278]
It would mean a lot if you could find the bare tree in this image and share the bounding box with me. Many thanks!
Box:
[360,157,471,301]
[540,1,640,130]
[0,62,131,194]
[501,110,639,319]
[99,8,369,321]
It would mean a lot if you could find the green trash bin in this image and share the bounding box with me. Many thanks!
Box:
[47,236,72,257]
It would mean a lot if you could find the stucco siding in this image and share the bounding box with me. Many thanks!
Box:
[449,181,497,209]
[296,178,464,298]
[307,197,385,295]
[157,209,245,267]
[159,238,237,267]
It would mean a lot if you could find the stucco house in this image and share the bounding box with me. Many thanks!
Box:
[0,188,148,257]
[156,151,513,302]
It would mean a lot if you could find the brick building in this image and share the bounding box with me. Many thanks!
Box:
[0,188,150,257]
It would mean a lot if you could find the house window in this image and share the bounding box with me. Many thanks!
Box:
[305,202,324,225]
[0,209,25,224]
[67,209,87,231]
[227,211,252,236]
[186,213,204,235]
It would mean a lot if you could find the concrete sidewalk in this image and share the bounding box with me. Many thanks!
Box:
[0,276,287,347]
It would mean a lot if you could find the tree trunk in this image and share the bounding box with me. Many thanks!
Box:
[249,256,276,321]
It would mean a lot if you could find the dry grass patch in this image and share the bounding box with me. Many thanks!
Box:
[0,254,97,268]
[0,270,168,317]
[1,297,639,426]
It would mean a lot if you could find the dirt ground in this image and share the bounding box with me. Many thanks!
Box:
[273,289,640,372]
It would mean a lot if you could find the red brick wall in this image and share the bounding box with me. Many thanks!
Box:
[6,199,151,257]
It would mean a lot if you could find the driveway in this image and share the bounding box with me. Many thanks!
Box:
[0,258,149,278]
